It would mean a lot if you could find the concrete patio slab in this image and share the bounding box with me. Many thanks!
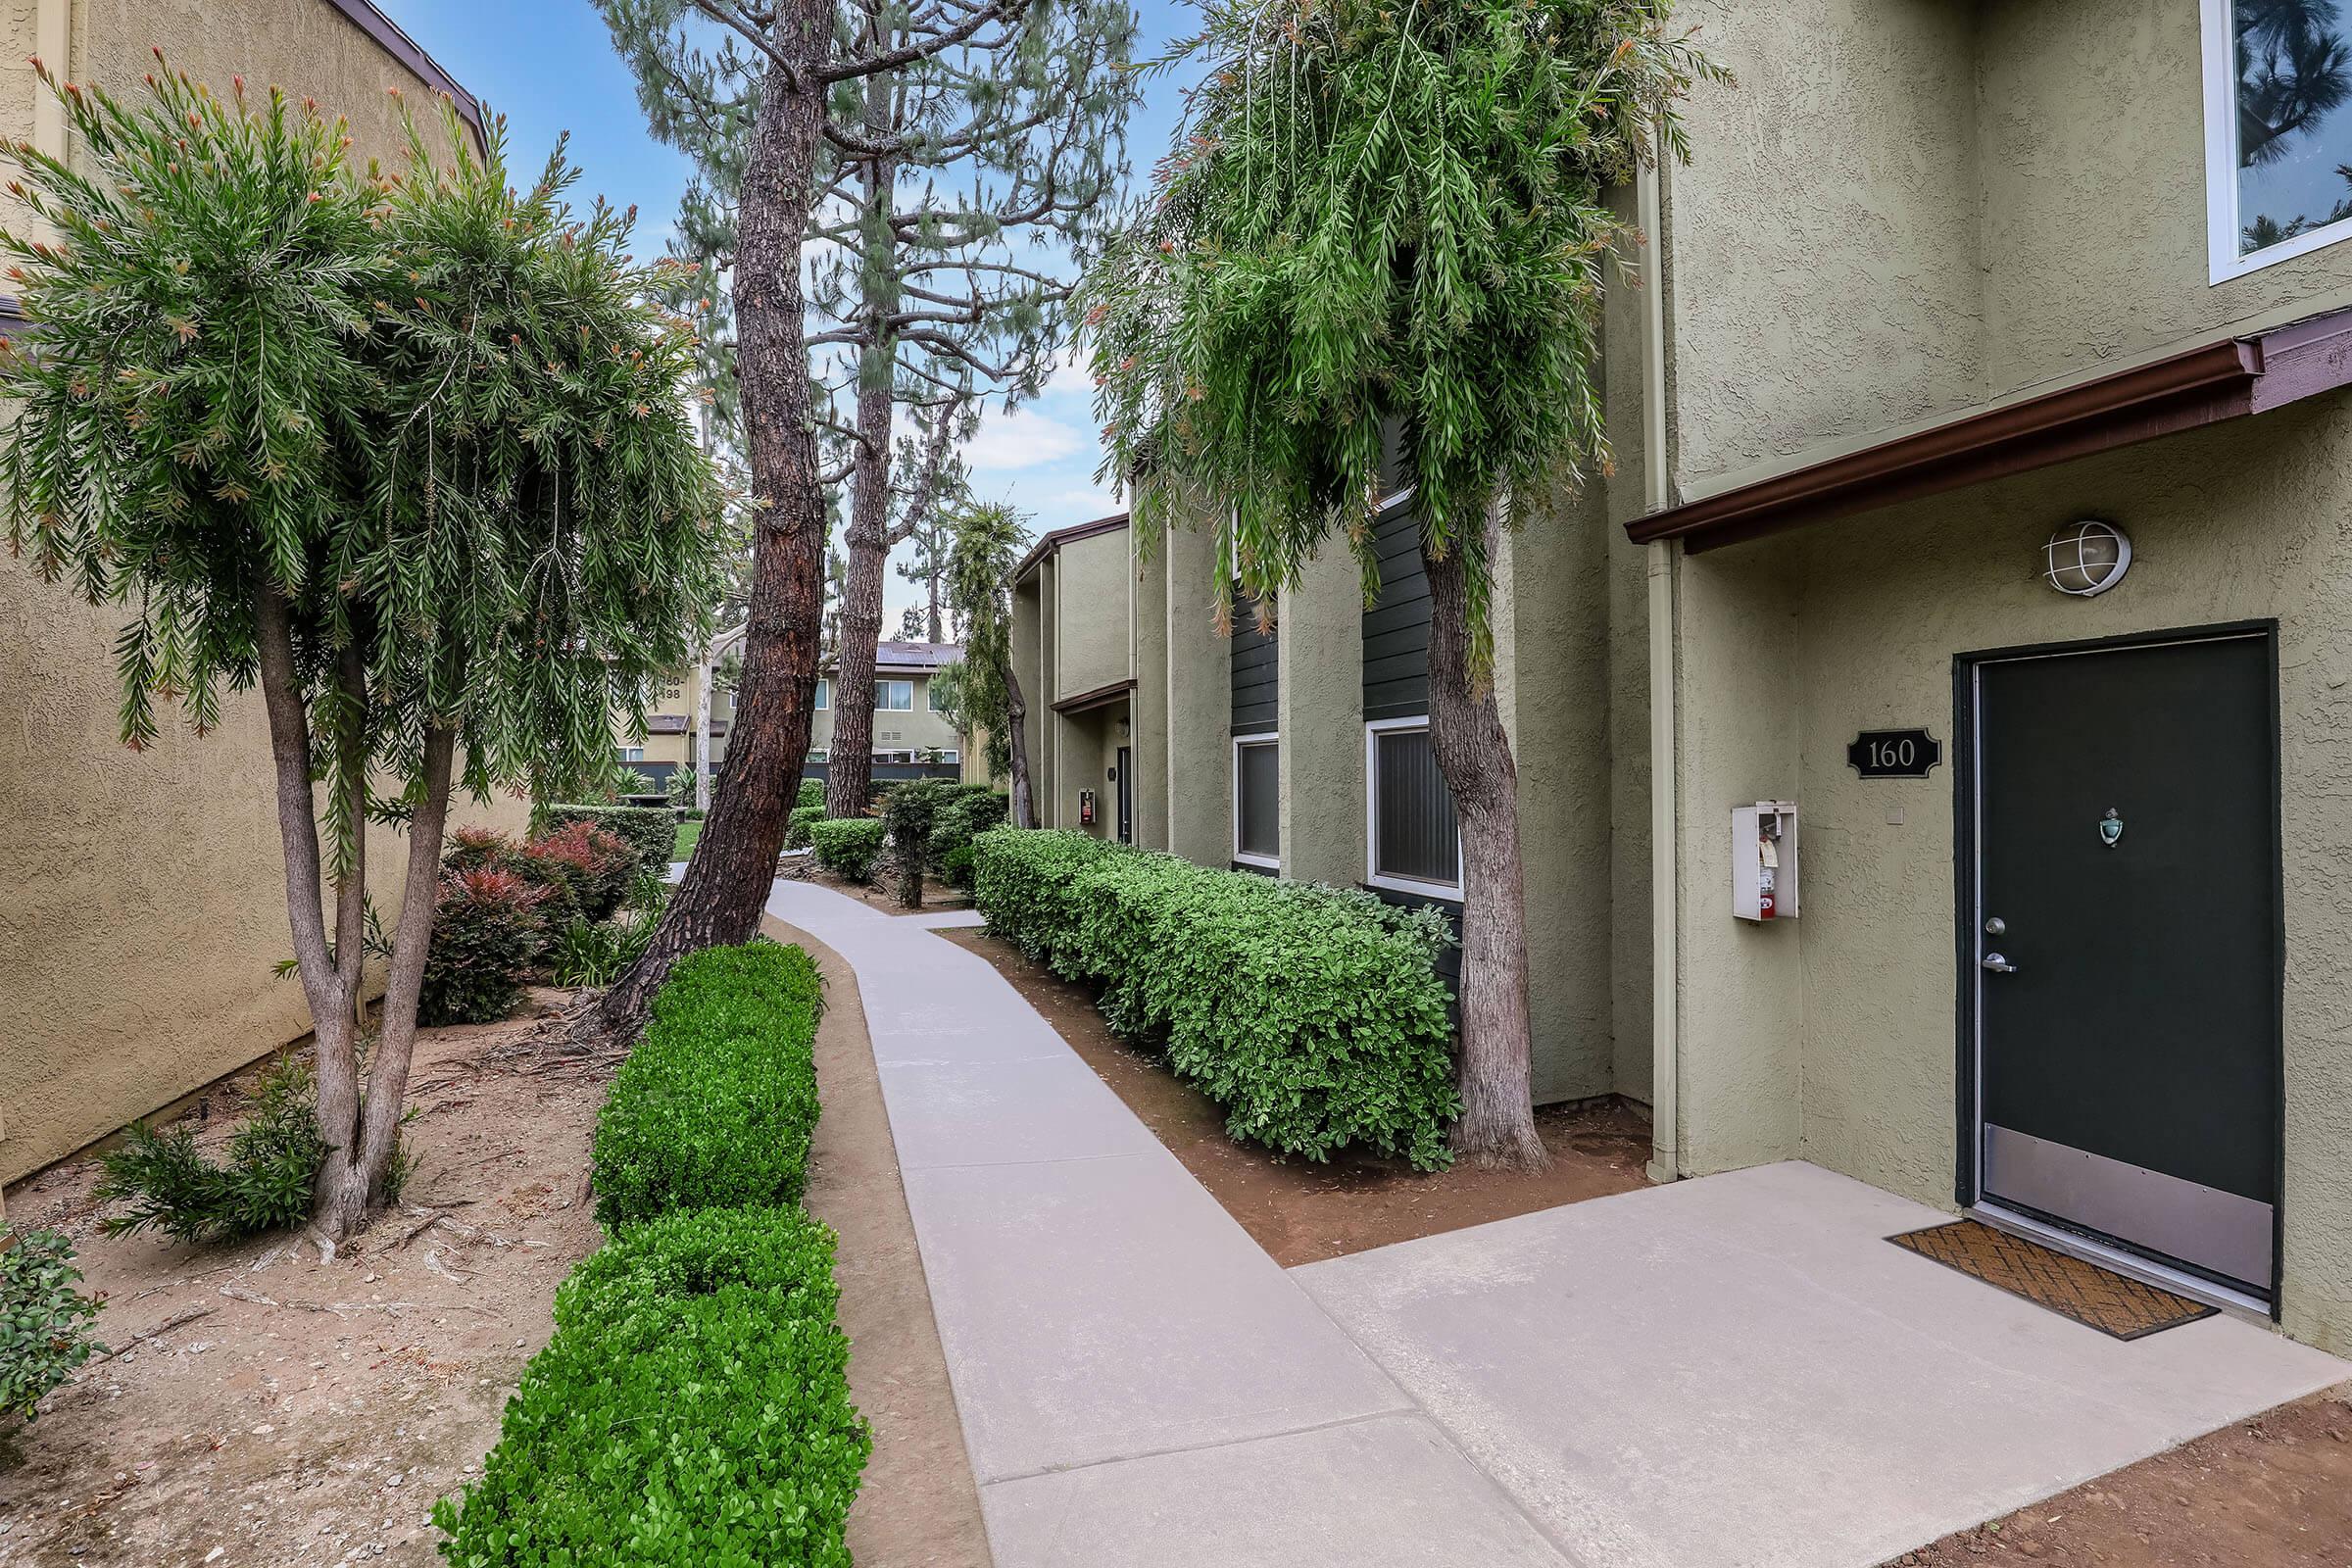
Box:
[1295,1159,2349,1568]
[979,1413,1573,1568]
[877,1054,1160,1171]
[906,1149,1409,1483]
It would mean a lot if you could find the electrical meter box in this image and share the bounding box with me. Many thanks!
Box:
[1733,802,1798,922]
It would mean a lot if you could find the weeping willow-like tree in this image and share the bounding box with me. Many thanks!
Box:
[0,66,725,1237]
[1088,0,1720,1166]
[942,499,1035,819]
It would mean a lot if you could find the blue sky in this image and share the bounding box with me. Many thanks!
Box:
[375,0,1200,630]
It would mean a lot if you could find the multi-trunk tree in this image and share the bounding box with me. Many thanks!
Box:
[591,0,1135,1024]
[1088,0,1720,1167]
[1,68,722,1235]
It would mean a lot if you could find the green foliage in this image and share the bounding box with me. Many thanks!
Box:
[515,821,636,924]
[786,804,826,851]
[432,1203,866,1566]
[808,818,886,885]
[442,827,514,875]
[798,777,826,811]
[420,867,552,1026]
[1087,0,1722,665]
[536,805,679,883]
[942,504,1032,783]
[0,69,728,863]
[591,944,824,1228]
[1,1228,103,1422]
[92,1055,331,1243]
[973,830,1460,1169]
[932,788,1010,889]
[880,779,954,906]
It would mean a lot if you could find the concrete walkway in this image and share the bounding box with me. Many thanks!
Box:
[766,880,2347,1568]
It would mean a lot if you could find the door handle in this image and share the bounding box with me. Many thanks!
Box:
[1981,953,2019,974]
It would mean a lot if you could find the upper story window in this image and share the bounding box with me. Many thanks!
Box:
[928,680,949,712]
[879,679,914,711]
[814,677,830,710]
[2205,0,2352,279]
[617,745,645,763]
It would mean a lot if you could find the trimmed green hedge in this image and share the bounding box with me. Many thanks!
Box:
[972,829,1460,1169]
[537,803,676,880]
[798,777,825,810]
[590,944,824,1228]
[808,818,885,884]
[431,1204,867,1566]
[931,789,1009,889]
[786,804,826,850]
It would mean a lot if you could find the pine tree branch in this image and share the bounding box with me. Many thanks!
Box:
[818,0,1033,84]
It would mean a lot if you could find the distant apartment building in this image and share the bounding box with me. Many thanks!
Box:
[1018,0,2352,1353]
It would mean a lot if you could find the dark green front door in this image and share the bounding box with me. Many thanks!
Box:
[1969,628,2279,1296]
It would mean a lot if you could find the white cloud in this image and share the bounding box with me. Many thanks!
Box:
[1047,485,1121,519]
[962,407,1087,472]
[1042,343,1097,398]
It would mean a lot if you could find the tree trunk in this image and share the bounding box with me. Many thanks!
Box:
[1004,654,1037,828]
[599,9,834,1031]
[827,369,892,817]
[825,74,899,822]
[312,721,456,1239]
[925,570,942,644]
[1422,521,1544,1170]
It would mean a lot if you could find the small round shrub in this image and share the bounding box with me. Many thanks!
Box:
[786,803,826,850]
[420,866,552,1025]
[513,820,634,924]
[808,818,886,884]
[441,825,514,874]
[798,776,825,810]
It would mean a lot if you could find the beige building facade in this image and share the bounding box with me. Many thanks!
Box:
[0,0,523,1199]
[1022,0,2352,1351]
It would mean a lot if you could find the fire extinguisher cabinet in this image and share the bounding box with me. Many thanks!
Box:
[1732,802,1798,922]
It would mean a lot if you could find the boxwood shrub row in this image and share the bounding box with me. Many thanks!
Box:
[808,818,886,883]
[438,943,866,1566]
[970,829,1461,1170]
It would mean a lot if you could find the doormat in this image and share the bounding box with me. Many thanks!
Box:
[1888,1220,2217,1340]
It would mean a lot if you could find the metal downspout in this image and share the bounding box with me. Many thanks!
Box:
[1640,156,1683,1185]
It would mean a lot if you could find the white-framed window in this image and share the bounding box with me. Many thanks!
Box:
[1364,716,1462,900]
[617,745,645,763]
[878,679,914,711]
[2203,0,2352,280]
[938,748,960,764]
[1233,734,1280,869]
[809,747,830,762]
[814,677,830,710]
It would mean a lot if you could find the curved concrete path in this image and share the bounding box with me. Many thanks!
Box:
[768,880,2347,1568]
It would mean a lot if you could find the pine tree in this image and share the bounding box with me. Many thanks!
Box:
[591,0,1136,1024]
[897,502,953,641]
[943,501,1034,820]
[0,65,724,1234]
[1088,0,1721,1167]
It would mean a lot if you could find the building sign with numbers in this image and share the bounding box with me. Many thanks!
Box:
[1847,729,1941,779]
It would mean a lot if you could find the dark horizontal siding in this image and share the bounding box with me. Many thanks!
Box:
[1232,592,1279,736]
[1363,499,1429,719]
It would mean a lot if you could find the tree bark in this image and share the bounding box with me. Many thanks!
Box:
[1004,654,1036,828]
[312,719,456,1239]
[599,4,835,1031]
[1422,518,1544,1169]
[825,71,899,822]
[925,568,943,644]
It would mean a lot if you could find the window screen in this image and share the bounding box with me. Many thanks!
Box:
[1237,740,1280,862]
[879,680,914,710]
[1373,724,1459,887]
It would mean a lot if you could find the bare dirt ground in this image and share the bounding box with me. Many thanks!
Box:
[808,866,969,916]
[1892,1385,2352,1567]
[0,991,611,1568]
[765,914,990,1568]
[934,925,1653,1266]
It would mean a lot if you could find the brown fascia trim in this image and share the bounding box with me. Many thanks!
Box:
[1013,512,1130,585]
[1052,677,1136,716]
[1627,307,2352,554]
[327,0,487,150]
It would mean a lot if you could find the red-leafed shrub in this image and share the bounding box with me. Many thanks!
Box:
[514,821,635,924]
[421,866,552,1026]
[443,826,514,874]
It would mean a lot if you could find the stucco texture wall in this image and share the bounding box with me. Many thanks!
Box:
[1276,544,1364,889]
[1671,394,2352,1350]
[0,0,514,1188]
[1053,529,1134,697]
